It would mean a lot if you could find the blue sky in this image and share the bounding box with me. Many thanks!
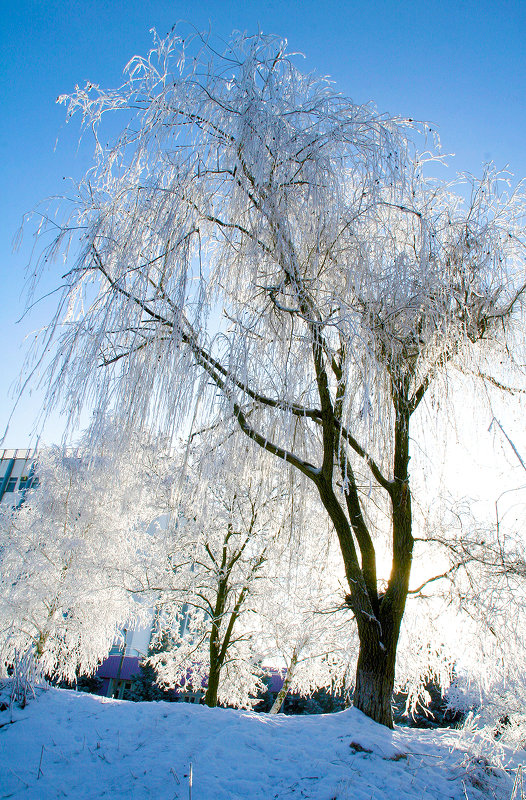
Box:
[1,0,525,448]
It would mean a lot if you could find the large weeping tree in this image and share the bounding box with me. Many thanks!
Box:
[26,29,526,727]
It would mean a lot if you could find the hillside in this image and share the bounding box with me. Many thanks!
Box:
[0,686,522,799]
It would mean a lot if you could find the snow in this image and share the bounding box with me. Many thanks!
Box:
[0,687,520,799]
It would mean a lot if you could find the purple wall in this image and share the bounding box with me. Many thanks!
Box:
[96,654,141,681]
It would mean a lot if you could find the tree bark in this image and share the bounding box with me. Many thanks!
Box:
[351,403,413,727]
[204,602,223,707]
[269,647,298,714]
[353,635,396,728]
[349,402,413,728]
[204,654,220,707]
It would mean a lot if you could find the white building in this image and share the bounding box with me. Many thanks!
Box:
[0,448,38,506]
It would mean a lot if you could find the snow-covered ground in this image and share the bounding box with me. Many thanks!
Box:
[0,686,522,799]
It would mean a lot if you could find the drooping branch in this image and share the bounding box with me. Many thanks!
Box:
[94,239,397,502]
[93,246,325,422]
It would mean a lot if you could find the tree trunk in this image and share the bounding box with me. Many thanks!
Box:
[204,660,220,707]
[352,623,397,728]
[346,406,413,728]
[204,617,222,707]
[269,647,298,714]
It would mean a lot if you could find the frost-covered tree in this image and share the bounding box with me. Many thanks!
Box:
[150,441,285,708]
[0,426,171,682]
[25,28,526,726]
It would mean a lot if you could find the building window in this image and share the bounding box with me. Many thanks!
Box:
[5,478,17,492]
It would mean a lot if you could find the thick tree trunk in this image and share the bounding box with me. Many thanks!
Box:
[352,623,397,728]
[348,406,413,728]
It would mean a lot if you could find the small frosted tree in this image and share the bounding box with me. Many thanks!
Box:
[0,426,171,682]
[24,28,526,726]
[150,440,285,708]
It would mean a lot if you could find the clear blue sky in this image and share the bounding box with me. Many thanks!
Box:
[1,0,525,448]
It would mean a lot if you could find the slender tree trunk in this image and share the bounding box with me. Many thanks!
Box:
[112,628,128,699]
[203,545,258,708]
[35,630,49,660]
[204,619,222,707]
[204,657,220,707]
[269,647,298,714]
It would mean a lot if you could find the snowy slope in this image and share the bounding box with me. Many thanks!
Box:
[0,687,520,799]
